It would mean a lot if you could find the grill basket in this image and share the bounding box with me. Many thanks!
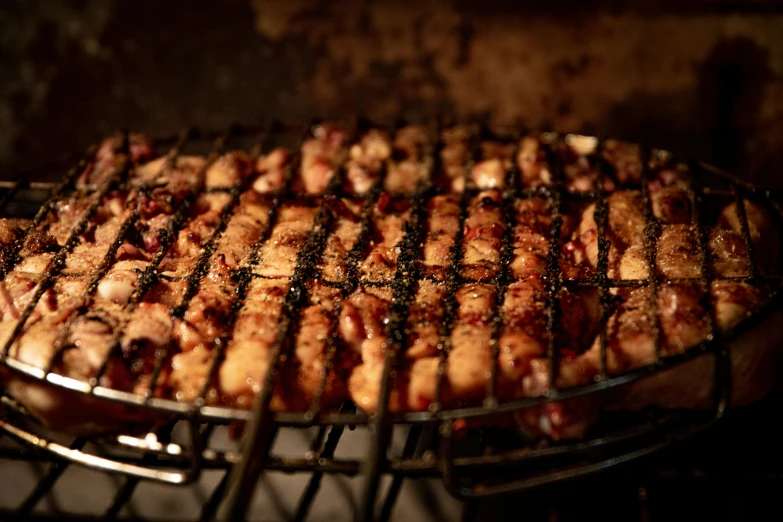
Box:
[0,121,781,521]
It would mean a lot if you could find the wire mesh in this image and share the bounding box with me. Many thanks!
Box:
[0,122,781,521]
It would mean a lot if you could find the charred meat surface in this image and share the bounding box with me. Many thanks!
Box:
[0,126,780,440]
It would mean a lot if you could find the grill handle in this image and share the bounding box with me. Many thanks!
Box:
[0,417,203,485]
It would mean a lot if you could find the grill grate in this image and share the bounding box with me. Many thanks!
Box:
[0,121,781,521]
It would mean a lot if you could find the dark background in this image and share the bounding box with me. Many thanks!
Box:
[1,0,783,187]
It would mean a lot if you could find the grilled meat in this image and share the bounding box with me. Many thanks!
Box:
[0,126,779,440]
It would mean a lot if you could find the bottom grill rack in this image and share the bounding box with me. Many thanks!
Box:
[3,388,783,521]
[1,122,782,521]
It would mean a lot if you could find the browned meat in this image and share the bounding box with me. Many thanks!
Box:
[439,126,471,192]
[289,285,346,409]
[346,130,391,194]
[517,136,551,188]
[601,140,642,187]
[440,284,496,403]
[497,277,548,391]
[708,228,752,277]
[253,147,290,193]
[561,135,600,192]
[360,203,410,282]
[651,188,691,224]
[510,198,550,279]
[655,225,700,279]
[385,125,427,193]
[421,194,460,280]
[254,204,318,278]
[462,190,504,279]
[344,287,395,410]
[406,284,496,411]
[472,140,514,190]
[204,151,254,188]
[299,124,347,194]
[1,127,780,443]
[217,191,271,268]
[318,199,363,282]
[565,191,645,276]
[78,133,154,185]
[0,218,30,246]
[719,199,779,274]
[404,280,446,361]
[162,193,233,276]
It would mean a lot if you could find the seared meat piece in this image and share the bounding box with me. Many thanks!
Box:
[497,277,548,391]
[472,141,514,190]
[404,281,446,361]
[204,151,254,188]
[406,285,498,411]
[96,260,146,305]
[711,280,765,334]
[253,147,290,194]
[610,285,710,372]
[123,303,175,394]
[93,188,231,304]
[655,225,700,279]
[651,188,691,224]
[648,152,690,191]
[601,140,642,187]
[421,194,461,280]
[134,156,204,202]
[510,198,550,279]
[603,191,647,250]
[254,204,319,278]
[46,192,100,246]
[160,193,233,276]
[570,189,699,279]
[561,135,600,192]
[9,309,112,384]
[439,126,471,192]
[719,199,779,274]
[0,273,86,322]
[360,200,410,281]
[318,198,363,282]
[551,196,778,415]
[172,199,270,352]
[78,133,154,186]
[217,191,271,268]
[290,283,353,409]
[462,190,504,279]
[178,279,348,410]
[708,228,752,277]
[346,130,391,194]
[437,284,496,404]
[167,251,240,402]
[385,126,427,193]
[472,157,507,190]
[565,191,645,276]
[143,279,187,308]
[64,193,134,275]
[299,124,346,194]
[0,218,30,248]
[214,278,290,409]
[517,136,551,188]
[344,287,395,409]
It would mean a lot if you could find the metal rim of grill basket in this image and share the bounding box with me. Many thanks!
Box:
[0,121,781,522]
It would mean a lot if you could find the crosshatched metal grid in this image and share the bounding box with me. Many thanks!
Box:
[0,121,781,522]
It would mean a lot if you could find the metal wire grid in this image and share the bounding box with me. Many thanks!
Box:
[0,122,780,522]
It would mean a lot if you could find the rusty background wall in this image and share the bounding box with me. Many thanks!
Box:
[1,0,783,187]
